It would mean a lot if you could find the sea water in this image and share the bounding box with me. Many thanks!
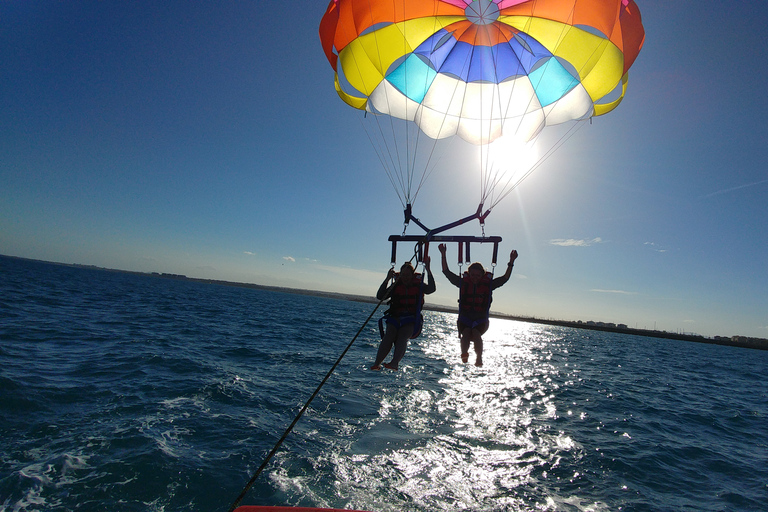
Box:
[1,255,766,512]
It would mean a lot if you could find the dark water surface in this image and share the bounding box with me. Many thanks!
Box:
[1,255,766,511]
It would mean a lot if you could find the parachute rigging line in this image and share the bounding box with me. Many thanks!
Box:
[475,0,579,212]
[227,295,392,512]
[361,113,443,209]
[475,0,618,214]
[483,118,589,212]
[360,1,448,209]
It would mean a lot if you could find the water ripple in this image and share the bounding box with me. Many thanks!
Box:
[2,256,767,512]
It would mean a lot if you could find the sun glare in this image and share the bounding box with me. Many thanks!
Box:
[486,134,540,176]
[479,134,541,206]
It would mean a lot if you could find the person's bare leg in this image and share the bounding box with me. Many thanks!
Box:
[473,322,489,367]
[385,324,414,370]
[372,325,396,369]
[472,329,483,367]
[460,326,471,363]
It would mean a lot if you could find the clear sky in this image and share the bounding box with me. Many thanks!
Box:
[2,1,767,339]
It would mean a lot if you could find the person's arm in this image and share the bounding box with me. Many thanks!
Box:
[444,268,461,288]
[376,269,395,300]
[438,244,462,287]
[492,250,518,289]
[422,256,436,295]
[438,243,449,273]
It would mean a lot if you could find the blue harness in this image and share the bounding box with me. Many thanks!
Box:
[378,313,423,340]
[379,272,425,340]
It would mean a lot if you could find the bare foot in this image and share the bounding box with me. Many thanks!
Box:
[461,353,469,363]
[475,356,482,367]
[383,362,398,370]
[370,364,381,370]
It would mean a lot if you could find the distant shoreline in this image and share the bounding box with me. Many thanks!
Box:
[5,254,767,351]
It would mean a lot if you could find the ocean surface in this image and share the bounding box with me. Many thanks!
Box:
[1,255,767,512]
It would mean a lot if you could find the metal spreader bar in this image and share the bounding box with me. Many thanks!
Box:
[389,234,501,267]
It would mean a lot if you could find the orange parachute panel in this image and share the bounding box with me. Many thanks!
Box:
[327,0,464,55]
[447,19,519,46]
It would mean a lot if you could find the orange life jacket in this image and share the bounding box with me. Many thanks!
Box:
[459,271,493,318]
[388,273,424,317]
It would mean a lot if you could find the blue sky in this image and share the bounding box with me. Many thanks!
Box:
[2,1,767,339]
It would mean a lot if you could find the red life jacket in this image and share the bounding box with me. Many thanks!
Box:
[388,273,424,317]
[459,271,493,318]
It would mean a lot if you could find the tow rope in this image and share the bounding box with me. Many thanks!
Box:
[227,296,387,511]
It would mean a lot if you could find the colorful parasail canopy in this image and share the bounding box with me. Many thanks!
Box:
[319,0,644,145]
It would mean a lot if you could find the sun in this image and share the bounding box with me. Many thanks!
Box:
[476,134,541,206]
[486,134,540,176]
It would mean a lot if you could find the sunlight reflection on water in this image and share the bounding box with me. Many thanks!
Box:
[4,259,766,512]
[321,313,595,512]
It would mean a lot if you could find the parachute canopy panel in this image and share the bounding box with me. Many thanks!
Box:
[319,0,645,145]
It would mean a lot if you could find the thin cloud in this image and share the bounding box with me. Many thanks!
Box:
[700,178,768,199]
[644,242,667,253]
[283,256,296,263]
[313,263,383,281]
[550,237,603,247]
[243,251,256,256]
[591,289,637,295]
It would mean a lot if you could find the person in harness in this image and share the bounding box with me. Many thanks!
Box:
[371,257,436,370]
[438,244,518,367]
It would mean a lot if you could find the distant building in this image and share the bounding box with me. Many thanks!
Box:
[731,336,768,350]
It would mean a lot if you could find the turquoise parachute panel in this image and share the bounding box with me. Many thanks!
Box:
[529,58,579,107]
[387,54,437,105]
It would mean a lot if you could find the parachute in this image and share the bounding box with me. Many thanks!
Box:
[319,0,644,257]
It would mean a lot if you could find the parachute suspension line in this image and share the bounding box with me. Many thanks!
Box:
[417,33,470,209]
[227,296,389,512]
[378,113,411,207]
[400,0,447,208]
[477,11,541,212]
[382,62,411,203]
[401,0,417,206]
[485,7,538,212]
[413,5,463,204]
[406,72,441,206]
[360,0,445,210]
[458,26,491,213]
[482,161,508,211]
[408,126,443,207]
[478,22,493,210]
[407,1,452,205]
[484,0,617,211]
[480,25,509,211]
[361,116,406,208]
[487,118,588,209]
[361,0,411,205]
[479,0,598,212]
[343,2,408,208]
